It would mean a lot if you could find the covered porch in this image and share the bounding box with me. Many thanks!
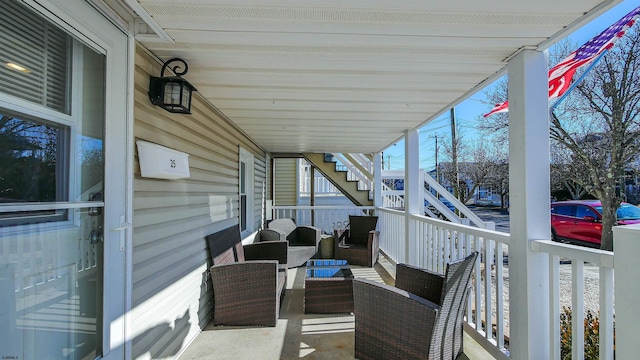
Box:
[125,0,638,358]
[180,200,637,359]
[6,1,639,359]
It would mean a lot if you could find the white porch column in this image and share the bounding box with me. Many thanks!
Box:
[613,224,640,359]
[507,49,550,359]
[405,130,420,265]
[373,152,383,210]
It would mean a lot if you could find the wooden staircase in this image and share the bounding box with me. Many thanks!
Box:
[303,153,373,206]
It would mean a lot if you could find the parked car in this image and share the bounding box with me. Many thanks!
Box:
[550,200,640,246]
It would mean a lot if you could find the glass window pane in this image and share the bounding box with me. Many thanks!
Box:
[164,82,181,105]
[0,1,71,113]
[240,162,246,194]
[0,111,67,203]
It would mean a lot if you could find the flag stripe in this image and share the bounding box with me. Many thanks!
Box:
[484,6,640,118]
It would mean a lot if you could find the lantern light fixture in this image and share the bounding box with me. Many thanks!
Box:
[149,58,197,114]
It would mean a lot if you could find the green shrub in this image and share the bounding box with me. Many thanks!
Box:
[560,306,610,359]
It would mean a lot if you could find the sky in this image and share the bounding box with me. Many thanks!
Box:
[382,0,640,171]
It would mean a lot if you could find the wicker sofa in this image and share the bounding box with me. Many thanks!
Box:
[262,218,321,250]
[206,225,288,327]
[259,218,321,267]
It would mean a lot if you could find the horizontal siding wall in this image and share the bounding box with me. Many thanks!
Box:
[131,47,265,360]
[255,155,266,230]
[274,158,297,206]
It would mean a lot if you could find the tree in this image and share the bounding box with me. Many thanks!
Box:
[0,114,59,202]
[485,155,509,209]
[552,28,640,251]
[550,142,590,200]
[482,29,640,251]
[440,130,499,206]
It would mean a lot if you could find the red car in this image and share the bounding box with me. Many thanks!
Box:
[551,200,640,246]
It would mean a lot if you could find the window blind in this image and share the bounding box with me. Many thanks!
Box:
[0,0,71,114]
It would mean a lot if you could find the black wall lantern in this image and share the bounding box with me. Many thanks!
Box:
[149,58,197,114]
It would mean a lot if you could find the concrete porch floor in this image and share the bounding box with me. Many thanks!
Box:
[179,255,486,359]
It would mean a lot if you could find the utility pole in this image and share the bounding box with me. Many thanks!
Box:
[450,107,460,200]
[434,135,439,182]
[428,134,439,182]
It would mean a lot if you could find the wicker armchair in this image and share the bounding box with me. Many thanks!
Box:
[334,215,379,267]
[206,225,288,327]
[352,252,479,360]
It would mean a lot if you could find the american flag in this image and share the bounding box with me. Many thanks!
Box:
[484,6,640,118]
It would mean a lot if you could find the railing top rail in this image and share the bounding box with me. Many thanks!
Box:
[409,212,511,244]
[378,207,511,244]
[272,205,375,210]
[531,239,614,268]
[378,207,404,215]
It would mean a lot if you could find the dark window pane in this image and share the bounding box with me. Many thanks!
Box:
[240,195,247,231]
[553,205,576,217]
[240,162,246,194]
[576,206,598,219]
[0,111,68,203]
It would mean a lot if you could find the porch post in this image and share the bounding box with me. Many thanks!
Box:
[405,129,420,265]
[507,49,550,359]
[373,152,382,211]
[613,224,640,359]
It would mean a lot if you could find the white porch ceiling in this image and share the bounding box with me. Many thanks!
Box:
[133,0,622,154]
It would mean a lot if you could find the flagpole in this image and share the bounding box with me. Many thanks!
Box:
[549,49,609,112]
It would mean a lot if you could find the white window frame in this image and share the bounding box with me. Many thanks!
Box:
[0,36,96,232]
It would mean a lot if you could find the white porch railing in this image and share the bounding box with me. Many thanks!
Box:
[378,207,510,359]
[299,174,343,196]
[378,206,622,359]
[531,240,615,360]
[271,205,375,234]
[270,204,624,359]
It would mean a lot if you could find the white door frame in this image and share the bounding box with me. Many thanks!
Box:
[22,1,133,358]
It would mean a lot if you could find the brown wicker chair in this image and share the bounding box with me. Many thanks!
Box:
[206,225,288,327]
[352,252,479,360]
[333,215,379,267]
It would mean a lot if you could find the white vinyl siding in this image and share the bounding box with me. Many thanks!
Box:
[254,155,267,230]
[131,47,266,359]
[274,158,297,206]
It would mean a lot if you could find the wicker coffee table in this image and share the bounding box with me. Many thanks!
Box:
[304,259,354,314]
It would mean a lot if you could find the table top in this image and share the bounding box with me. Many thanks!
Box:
[305,259,353,279]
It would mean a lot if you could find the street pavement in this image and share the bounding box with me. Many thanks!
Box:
[468,205,510,232]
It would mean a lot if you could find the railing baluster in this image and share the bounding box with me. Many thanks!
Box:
[475,235,482,332]
[572,260,584,360]
[418,221,425,267]
[599,266,614,360]
[426,223,432,271]
[444,228,450,268]
[495,241,504,349]
[549,254,560,360]
[438,226,445,273]
[484,238,493,341]
[467,234,474,323]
